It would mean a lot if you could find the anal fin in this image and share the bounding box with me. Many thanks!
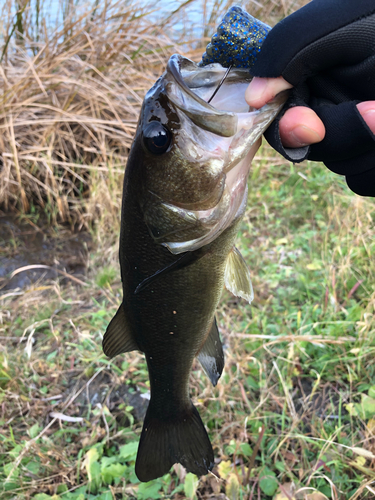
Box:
[103,303,140,358]
[197,317,224,387]
[224,246,254,304]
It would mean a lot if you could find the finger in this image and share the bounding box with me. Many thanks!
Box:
[279,102,375,148]
[245,76,293,108]
[357,101,375,135]
[279,106,326,148]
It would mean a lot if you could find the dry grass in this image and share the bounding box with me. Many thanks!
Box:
[0,0,309,227]
[5,2,373,499]
[1,154,375,499]
[0,0,179,225]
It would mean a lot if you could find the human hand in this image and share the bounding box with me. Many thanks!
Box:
[246,76,375,149]
[247,0,375,196]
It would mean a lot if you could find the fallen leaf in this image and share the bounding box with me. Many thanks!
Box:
[273,481,296,499]
[226,473,239,500]
[173,463,186,482]
[306,261,322,270]
[276,237,288,245]
[217,460,232,481]
[355,456,366,467]
[209,476,221,495]
[367,418,375,433]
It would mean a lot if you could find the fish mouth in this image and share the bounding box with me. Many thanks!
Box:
[151,55,288,254]
[166,54,242,138]
[165,55,287,179]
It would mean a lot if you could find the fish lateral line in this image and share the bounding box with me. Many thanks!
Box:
[134,248,208,294]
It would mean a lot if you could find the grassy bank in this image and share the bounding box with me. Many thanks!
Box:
[0,0,180,227]
[0,0,307,227]
[1,149,375,499]
[2,1,374,499]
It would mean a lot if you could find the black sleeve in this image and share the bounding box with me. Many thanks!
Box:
[250,0,375,197]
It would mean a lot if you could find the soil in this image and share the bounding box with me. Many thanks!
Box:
[0,214,92,291]
[65,370,149,424]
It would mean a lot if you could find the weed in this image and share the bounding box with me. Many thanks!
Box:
[1,152,374,499]
[0,0,310,227]
[2,1,373,499]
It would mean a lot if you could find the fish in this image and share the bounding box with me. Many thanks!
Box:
[103,53,286,482]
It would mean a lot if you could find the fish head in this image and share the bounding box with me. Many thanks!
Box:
[133,54,287,253]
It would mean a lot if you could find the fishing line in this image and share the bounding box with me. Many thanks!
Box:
[207,65,232,104]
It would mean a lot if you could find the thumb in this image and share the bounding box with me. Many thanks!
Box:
[280,102,375,148]
[246,77,375,147]
[245,76,292,108]
[357,101,375,135]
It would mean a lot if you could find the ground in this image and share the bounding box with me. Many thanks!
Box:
[1,147,375,499]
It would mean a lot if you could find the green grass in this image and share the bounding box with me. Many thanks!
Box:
[1,147,374,499]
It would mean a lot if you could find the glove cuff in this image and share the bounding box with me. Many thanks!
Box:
[264,119,310,163]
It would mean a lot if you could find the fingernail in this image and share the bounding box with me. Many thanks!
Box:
[290,125,324,147]
[361,109,375,135]
[246,78,266,106]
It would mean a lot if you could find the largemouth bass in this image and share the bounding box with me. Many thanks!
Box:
[103,54,286,482]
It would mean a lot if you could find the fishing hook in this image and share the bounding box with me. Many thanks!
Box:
[207,65,232,104]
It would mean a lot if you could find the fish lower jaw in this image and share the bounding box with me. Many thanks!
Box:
[225,140,259,196]
[236,111,258,130]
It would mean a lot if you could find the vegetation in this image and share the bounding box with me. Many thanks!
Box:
[0,0,307,226]
[1,1,374,500]
[0,0,179,226]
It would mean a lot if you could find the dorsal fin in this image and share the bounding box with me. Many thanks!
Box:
[224,246,254,304]
[197,317,224,387]
[103,303,140,357]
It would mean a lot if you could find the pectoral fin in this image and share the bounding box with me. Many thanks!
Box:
[143,194,210,244]
[197,317,224,387]
[224,246,254,304]
[103,303,140,357]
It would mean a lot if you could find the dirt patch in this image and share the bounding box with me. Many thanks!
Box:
[0,215,92,291]
[64,370,148,424]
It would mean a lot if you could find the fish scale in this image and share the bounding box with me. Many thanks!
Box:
[102,8,285,482]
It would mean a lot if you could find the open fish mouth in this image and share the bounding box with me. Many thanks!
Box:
[142,55,287,254]
[167,54,258,136]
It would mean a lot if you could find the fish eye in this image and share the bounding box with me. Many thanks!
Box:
[143,122,172,155]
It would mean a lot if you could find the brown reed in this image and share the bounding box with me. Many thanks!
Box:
[0,0,308,226]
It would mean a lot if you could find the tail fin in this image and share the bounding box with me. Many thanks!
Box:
[135,401,214,482]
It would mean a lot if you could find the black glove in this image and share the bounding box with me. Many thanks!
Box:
[251,0,375,197]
